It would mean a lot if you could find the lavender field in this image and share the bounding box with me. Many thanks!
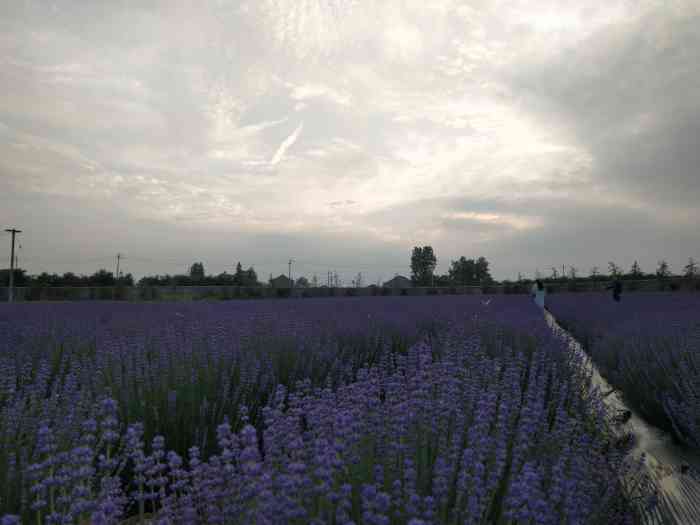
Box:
[0,297,649,524]
[546,293,700,448]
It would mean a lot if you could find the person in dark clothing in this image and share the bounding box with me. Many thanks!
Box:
[606,279,622,302]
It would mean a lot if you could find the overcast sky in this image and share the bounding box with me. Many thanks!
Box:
[1,0,698,284]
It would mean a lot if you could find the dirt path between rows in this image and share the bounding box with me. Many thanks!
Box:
[544,310,700,524]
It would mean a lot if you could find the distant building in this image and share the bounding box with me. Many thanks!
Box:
[270,274,292,288]
[382,275,412,288]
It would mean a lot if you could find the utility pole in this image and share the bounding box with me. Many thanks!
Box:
[5,228,22,303]
[116,253,122,284]
[288,258,293,288]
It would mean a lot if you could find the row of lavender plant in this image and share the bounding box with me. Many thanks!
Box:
[0,297,650,522]
[0,296,541,456]
[3,327,648,524]
[546,292,700,447]
[0,296,535,517]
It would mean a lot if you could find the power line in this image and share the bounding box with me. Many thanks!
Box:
[10,256,115,265]
[4,251,413,273]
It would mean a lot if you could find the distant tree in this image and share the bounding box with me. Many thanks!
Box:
[90,269,116,287]
[295,276,309,288]
[213,271,233,285]
[331,272,340,287]
[173,274,193,286]
[354,272,363,288]
[568,266,578,280]
[433,274,451,287]
[589,266,600,280]
[448,257,476,285]
[550,267,559,280]
[58,272,73,286]
[0,268,28,287]
[607,262,621,278]
[683,257,698,279]
[189,262,205,282]
[655,260,671,279]
[243,267,259,286]
[32,272,51,286]
[120,273,134,286]
[629,260,643,279]
[517,272,524,283]
[410,246,437,286]
[475,256,493,284]
[311,274,319,287]
[232,262,245,286]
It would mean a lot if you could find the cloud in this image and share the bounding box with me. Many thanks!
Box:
[0,0,698,282]
[288,83,352,106]
[328,200,357,208]
[502,2,700,211]
[270,122,304,165]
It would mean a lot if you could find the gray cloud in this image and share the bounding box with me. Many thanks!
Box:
[503,4,700,209]
[1,0,698,283]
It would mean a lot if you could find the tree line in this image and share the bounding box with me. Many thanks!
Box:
[522,258,698,283]
[138,262,261,287]
[1,253,697,289]
[409,246,494,286]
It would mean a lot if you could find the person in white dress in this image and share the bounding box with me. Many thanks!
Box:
[531,279,546,309]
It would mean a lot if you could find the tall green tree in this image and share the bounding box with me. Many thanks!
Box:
[629,260,643,279]
[448,257,475,285]
[683,257,698,279]
[233,262,245,286]
[608,262,621,278]
[189,262,205,281]
[243,267,259,286]
[655,260,671,279]
[474,256,493,284]
[410,246,437,286]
